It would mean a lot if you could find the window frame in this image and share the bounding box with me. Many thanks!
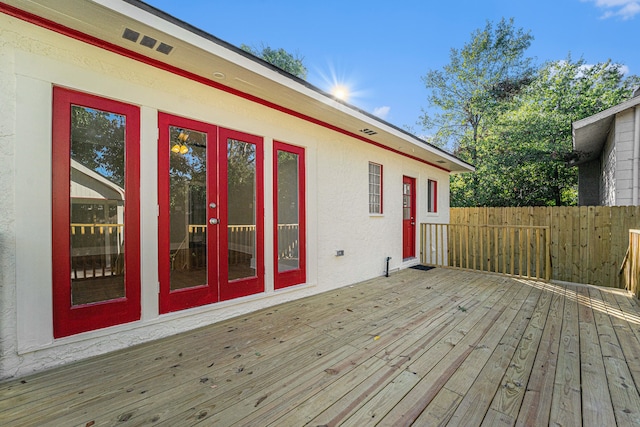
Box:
[273,141,306,289]
[368,162,383,215]
[52,87,141,338]
[427,178,438,214]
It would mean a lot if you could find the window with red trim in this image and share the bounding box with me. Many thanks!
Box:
[52,87,140,338]
[274,142,306,289]
[427,179,438,213]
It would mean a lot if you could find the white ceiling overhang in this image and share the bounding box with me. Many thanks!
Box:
[2,0,474,173]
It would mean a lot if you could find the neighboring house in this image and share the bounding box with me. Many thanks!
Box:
[0,0,473,379]
[572,90,640,206]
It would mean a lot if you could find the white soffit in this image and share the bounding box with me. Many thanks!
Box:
[573,95,640,163]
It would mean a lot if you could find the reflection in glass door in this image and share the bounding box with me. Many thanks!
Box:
[274,141,306,289]
[219,128,264,301]
[52,87,140,338]
[159,115,264,312]
[70,105,127,306]
[168,126,209,291]
[159,114,218,314]
[226,138,257,281]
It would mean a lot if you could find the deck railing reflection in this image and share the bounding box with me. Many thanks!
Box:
[70,223,300,278]
[70,223,124,279]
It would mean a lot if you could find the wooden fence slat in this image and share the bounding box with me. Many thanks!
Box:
[600,206,612,287]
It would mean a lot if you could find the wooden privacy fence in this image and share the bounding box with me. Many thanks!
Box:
[621,230,640,298]
[449,206,640,288]
[421,223,551,281]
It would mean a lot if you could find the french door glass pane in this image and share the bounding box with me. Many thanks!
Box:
[277,151,300,272]
[70,106,125,305]
[169,126,208,290]
[403,183,411,220]
[227,139,256,280]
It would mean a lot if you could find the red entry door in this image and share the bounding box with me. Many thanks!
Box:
[402,176,416,259]
[158,114,264,314]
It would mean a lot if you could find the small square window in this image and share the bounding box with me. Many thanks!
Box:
[369,162,383,214]
[427,179,438,213]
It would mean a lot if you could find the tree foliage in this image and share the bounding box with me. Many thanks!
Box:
[241,44,307,80]
[421,18,535,150]
[71,106,125,187]
[423,19,640,207]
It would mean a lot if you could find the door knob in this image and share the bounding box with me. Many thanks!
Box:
[209,218,219,225]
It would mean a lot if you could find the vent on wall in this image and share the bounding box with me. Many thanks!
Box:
[122,28,174,55]
[360,128,377,136]
[139,35,157,49]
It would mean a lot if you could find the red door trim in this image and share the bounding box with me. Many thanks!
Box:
[273,141,306,289]
[158,113,219,314]
[0,3,452,174]
[402,176,416,260]
[52,87,140,338]
[218,128,265,301]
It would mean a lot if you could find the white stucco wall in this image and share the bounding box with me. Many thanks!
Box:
[0,14,18,382]
[0,14,452,379]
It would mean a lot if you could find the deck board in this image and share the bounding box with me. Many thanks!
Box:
[2,268,640,426]
[549,285,582,426]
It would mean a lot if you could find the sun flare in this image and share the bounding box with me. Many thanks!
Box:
[331,85,350,101]
[313,61,367,106]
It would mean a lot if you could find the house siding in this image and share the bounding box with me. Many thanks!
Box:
[613,110,636,205]
[0,13,452,379]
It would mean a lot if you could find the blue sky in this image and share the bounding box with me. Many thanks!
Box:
[144,0,640,133]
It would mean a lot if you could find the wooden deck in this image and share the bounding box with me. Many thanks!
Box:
[2,268,640,426]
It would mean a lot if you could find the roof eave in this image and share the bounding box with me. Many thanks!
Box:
[571,95,640,166]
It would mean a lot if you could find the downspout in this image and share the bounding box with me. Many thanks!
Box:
[634,106,640,205]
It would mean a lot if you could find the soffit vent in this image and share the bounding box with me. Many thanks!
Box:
[140,35,157,49]
[156,42,174,55]
[122,28,174,55]
[360,128,377,136]
[122,28,139,43]
[436,160,447,164]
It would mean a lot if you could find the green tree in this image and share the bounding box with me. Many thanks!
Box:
[421,18,535,205]
[421,18,535,150]
[240,44,307,80]
[71,106,126,187]
[451,58,639,207]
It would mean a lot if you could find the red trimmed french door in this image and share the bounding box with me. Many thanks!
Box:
[402,176,416,259]
[52,87,141,338]
[158,113,264,314]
